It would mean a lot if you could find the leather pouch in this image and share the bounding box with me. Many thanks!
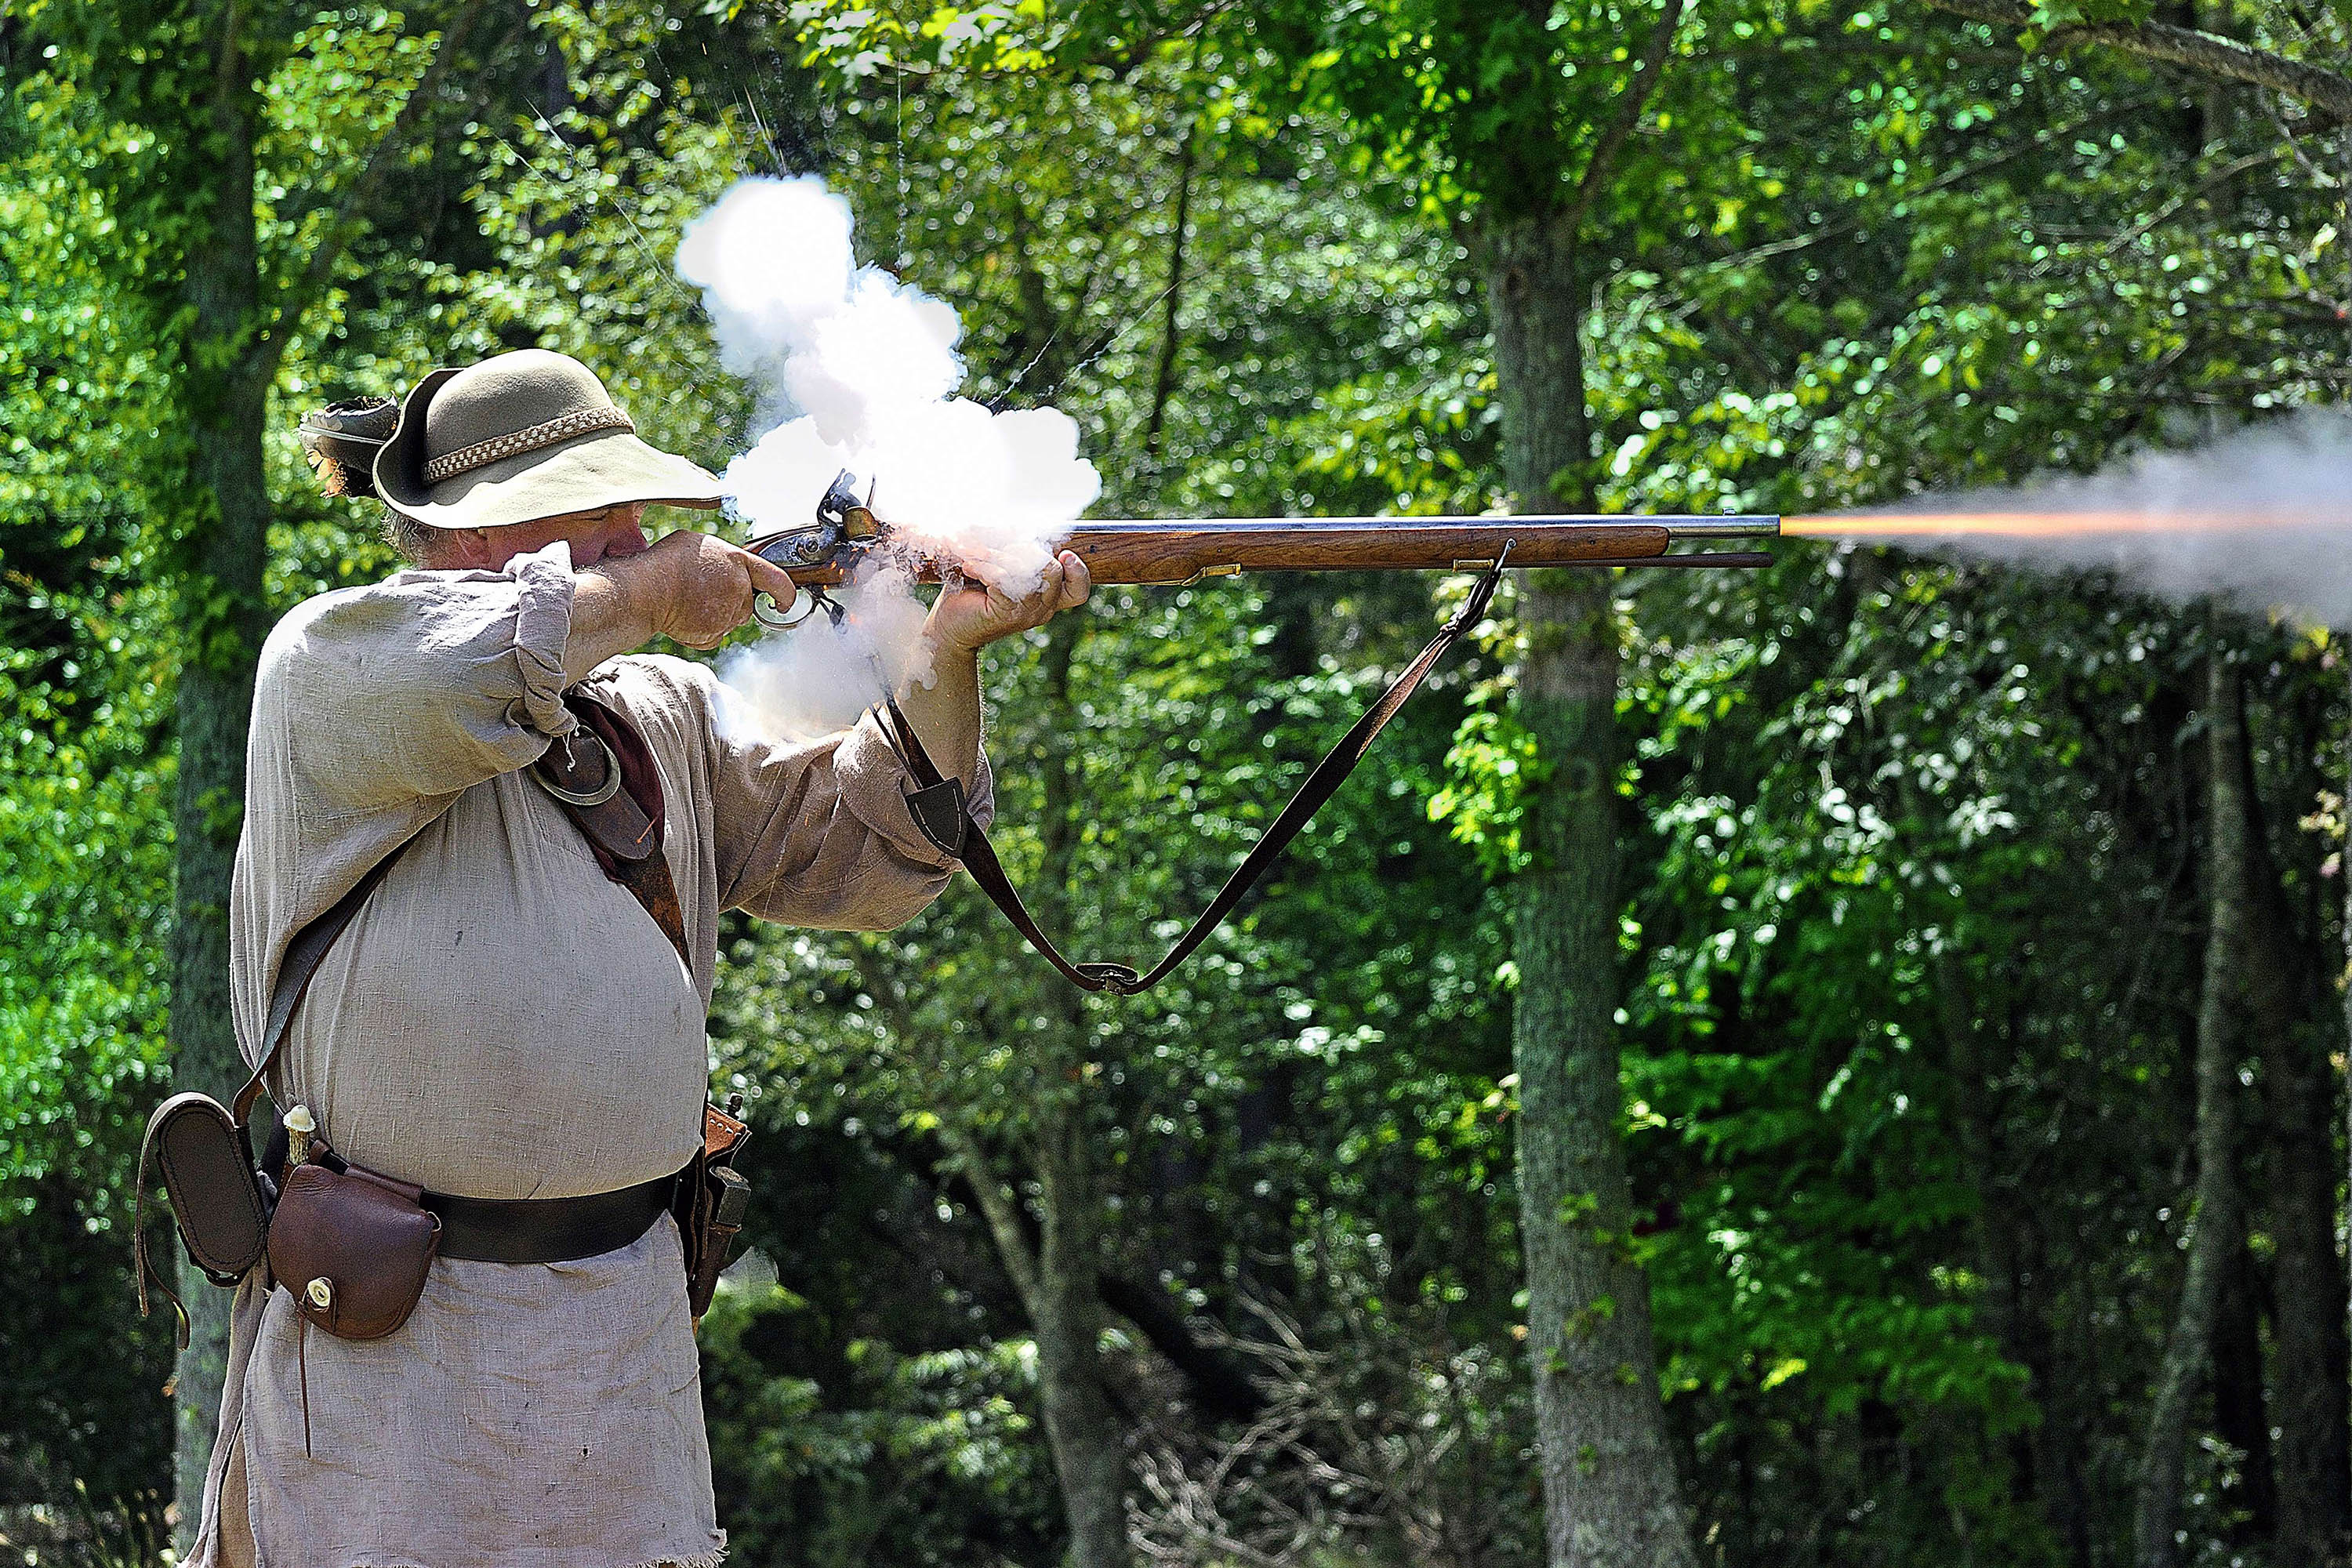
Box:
[141,1091,270,1288]
[267,1156,441,1341]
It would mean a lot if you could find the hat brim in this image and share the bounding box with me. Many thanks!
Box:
[376,367,725,529]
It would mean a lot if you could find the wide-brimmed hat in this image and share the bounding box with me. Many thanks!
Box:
[375,349,725,529]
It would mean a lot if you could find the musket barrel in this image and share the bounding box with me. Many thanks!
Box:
[1664,517,1780,539]
[761,514,1780,586]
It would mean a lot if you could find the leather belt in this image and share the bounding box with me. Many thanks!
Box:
[423,1173,676,1264]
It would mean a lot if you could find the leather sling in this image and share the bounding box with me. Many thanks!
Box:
[872,547,1515,995]
[237,804,675,1269]
[522,691,750,1316]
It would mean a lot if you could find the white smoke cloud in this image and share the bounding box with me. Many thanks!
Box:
[706,559,935,742]
[677,176,1102,737]
[1828,409,2352,627]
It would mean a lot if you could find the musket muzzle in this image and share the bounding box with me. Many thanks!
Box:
[1664,518,1780,539]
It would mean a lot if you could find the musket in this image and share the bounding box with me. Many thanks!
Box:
[744,470,1780,627]
[737,469,1780,994]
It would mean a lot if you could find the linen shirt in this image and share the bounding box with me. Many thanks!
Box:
[190,541,989,1568]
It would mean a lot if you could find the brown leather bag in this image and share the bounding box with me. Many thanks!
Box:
[135,838,423,1345]
[267,1155,441,1341]
[140,1092,272,1301]
[256,1139,443,1454]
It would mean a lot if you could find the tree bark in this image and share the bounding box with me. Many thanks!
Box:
[1031,1100,1131,1568]
[1141,118,1195,467]
[2237,690,2350,1566]
[1030,614,1131,1568]
[2206,1237,2274,1538]
[949,619,1131,1568]
[1487,209,1696,1568]
[170,4,272,1541]
[1919,0,2352,122]
[1889,757,2076,1548]
[2133,650,2252,1568]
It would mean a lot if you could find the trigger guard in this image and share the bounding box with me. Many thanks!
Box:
[754,587,818,630]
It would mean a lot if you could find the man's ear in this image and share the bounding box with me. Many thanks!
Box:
[437,528,495,569]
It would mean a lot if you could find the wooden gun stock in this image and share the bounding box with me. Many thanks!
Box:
[1062,518,1671,583]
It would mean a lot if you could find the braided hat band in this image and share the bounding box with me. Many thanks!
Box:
[421,405,636,486]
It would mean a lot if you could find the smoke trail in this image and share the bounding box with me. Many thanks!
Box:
[1791,409,2352,626]
[677,176,1102,737]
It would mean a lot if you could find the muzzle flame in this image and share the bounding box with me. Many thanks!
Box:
[1785,509,2352,539]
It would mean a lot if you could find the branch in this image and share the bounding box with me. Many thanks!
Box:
[1566,0,1692,231]
[841,953,1047,1316]
[1922,0,2352,122]
[2263,89,2344,187]
[260,0,490,381]
[1696,93,2162,273]
[936,1118,1046,1311]
[1143,116,1199,463]
[1096,1271,1269,1422]
[2106,145,2291,251]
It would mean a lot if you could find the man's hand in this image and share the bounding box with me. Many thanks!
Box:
[615,530,803,650]
[924,550,1093,653]
[894,550,1091,796]
[565,530,801,682]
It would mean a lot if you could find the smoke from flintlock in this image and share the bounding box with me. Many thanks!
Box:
[677,176,1102,739]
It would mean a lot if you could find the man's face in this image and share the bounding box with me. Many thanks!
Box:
[431,503,652,570]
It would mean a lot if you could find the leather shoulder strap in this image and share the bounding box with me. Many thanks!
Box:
[232,832,421,1128]
[234,691,688,1133]
[532,693,691,967]
[875,547,1514,995]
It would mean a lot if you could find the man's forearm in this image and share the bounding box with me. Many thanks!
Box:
[896,639,983,786]
[563,566,657,684]
[568,557,985,782]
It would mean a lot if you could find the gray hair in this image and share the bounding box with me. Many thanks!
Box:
[381,505,441,566]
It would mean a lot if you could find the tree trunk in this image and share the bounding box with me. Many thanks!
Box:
[171,7,273,1544]
[1141,118,1196,468]
[1031,1102,1131,1568]
[2133,650,2252,1568]
[1022,619,1133,1568]
[1486,209,1695,1568]
[2235,689,2350,1566]
[1902,782,2074,1550]
[2207,1238,2274,1538]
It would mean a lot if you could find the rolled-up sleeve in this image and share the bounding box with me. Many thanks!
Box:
[259,541,579,815]
[615,658,993,931]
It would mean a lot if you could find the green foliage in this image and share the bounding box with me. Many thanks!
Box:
[0,63,180,1505]
[1428,692,1547,879]
[9,0,2352,1563]
[700,1283,1058,1566]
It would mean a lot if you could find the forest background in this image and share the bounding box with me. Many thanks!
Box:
[10,0,2352,1565]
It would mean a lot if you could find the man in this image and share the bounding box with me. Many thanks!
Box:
[193,348,1088,1568]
